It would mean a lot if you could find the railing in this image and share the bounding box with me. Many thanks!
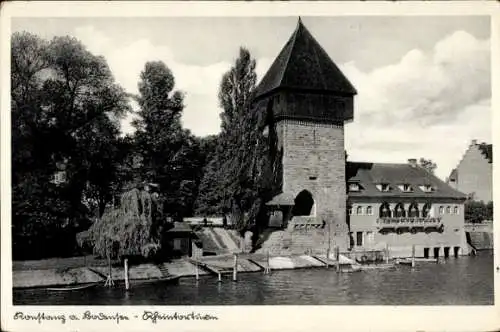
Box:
[376,217,442,226]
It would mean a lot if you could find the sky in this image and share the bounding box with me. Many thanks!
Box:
[11,16,491,180]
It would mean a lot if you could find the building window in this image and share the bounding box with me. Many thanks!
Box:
[356,206,363,215]
[453,206,459,215]
[377,183,391,192]
[420,184,435,193]
[394,203,406,217]
[408,202,419,217]
[356,232,363,246]
[366,206,373,215]
[349,183,360,192]
[439,206,444,215]
[173,238,182,250]
[399,184,413,193]
[366,231,374,244]
[380,202,391,218]
[446,206,451,214]
[422,203,432,217]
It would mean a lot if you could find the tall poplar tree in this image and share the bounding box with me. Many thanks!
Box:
[196,47,273,237]
[133,61,200,220]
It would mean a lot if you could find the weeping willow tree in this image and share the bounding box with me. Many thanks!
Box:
[78,187,164,259]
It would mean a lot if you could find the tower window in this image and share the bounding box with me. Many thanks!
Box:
[356,206,363,215]
[453,206,459,215]
[439,206,444,215]
[446,206,451,214]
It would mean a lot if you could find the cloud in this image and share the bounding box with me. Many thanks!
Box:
[73,26,233,136]
[341,30,490,127]
[72,25,490,179]
[343,30,490,180]
[73,25,276,137]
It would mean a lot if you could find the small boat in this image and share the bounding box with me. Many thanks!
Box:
[395,259,414,266]
[46,283,98,292]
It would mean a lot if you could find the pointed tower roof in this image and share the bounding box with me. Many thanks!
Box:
[254,18,357,100]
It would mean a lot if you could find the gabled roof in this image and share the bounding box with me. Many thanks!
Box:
[448,168,458,182]
[266,192,295,206]
[253,18,357,100]
[165,222,193,233]
[346,162,466,200]
[478,143,492,163]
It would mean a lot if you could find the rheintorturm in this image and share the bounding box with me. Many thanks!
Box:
[253,17,357,252]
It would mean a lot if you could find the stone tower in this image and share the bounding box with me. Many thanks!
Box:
[252,18,357,251]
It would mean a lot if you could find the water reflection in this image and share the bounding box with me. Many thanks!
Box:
[13,253,493,306]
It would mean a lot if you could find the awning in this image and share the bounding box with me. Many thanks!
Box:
[266,192,296,206]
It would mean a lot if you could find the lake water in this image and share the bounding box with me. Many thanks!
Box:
[14,252,494,305]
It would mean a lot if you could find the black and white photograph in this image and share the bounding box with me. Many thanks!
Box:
[1,1,498,331]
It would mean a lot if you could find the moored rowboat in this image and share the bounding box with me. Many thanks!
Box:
[46,283,98,291]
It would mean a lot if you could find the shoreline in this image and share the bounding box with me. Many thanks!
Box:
[12,253,357,289]
[13,250,485,290]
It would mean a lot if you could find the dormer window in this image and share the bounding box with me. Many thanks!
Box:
[399,184,413,193]
[348,183,361,192]
[419,184,435,193]
[376,183,391,192]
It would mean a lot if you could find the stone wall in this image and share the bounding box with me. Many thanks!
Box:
[277,119,348,250]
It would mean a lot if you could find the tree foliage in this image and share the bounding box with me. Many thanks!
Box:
[79,187,164,259]
[131,61,208,220]
[11,32,130,259]
[419,158,437,174]
[195,48,273,236]
[465,200,493,223]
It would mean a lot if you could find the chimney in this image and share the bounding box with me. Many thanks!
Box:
[408,158,417,167]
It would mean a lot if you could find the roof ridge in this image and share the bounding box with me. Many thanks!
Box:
[276,22,300,91]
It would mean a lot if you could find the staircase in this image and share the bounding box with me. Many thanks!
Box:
[212,228,240,252]
[256,228,329,256]
[467,231,494,250]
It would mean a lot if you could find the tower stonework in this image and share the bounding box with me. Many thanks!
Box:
[253,18,357,252]
[254,19,357,251]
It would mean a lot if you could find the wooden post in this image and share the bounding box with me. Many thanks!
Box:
[326,248,330,268]
[265,251,271,274]
[108,252,112,280]
[124,258,129,290]
[411,245,415,269]
[195,262,199,281]
[335,246,340,273]
[218,272,222,282]
[385,243,389,264]
[232,254,238,282]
